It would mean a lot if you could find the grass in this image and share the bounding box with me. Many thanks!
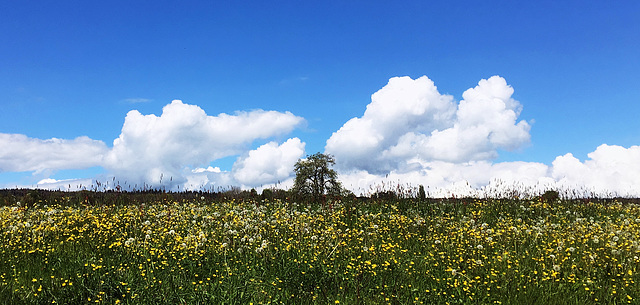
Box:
[1,195,639,304]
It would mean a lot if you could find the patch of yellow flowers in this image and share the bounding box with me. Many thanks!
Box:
[1,197,639,304]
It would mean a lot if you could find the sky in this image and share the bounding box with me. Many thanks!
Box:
[1,0,639,196]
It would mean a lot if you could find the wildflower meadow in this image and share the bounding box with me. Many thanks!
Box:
[1,191,640,304]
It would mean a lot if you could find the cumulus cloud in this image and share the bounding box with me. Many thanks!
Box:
[326,76,530,173]
[327,75,640,197]
[551,144,640,196]
[2,80,639,197]
[103,100,305,186]
[233,138,305,187]
[0,133,108,173]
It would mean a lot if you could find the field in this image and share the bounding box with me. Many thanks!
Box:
[1,193,640,304]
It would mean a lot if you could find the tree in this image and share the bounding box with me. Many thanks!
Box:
[418,185,426,201]
[293,153,342,201]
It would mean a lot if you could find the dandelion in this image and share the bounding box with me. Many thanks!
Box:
[553,265,561,272]
[124,238,135,246]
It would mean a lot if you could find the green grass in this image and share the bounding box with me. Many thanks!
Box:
[1,196,639,304]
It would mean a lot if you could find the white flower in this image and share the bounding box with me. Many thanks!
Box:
[553,265,561,272]
[125,237,135,246]
[476,245,484,250]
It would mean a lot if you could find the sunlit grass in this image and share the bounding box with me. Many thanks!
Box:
[1,196,639,304]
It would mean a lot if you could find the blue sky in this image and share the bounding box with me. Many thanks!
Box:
[1,1,639,195]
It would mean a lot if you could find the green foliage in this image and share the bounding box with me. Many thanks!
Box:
[418,184,426,201]
[542,189,560,202]
[292,153,342,202]
[2,196,640,304]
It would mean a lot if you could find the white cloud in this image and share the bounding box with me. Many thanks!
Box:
[232,138,305,187]
[0,133,108,173]
[328,75,640,197]
[326,75,530,173]
[338,161,551,197]
[123,98,152,104]
[37,178,59,184]
[2,81,639,198]
[338,146,640,198]
[103,100,305,187]
[0,100,305,189]
[192,166,222,173]
[551,144,640,196]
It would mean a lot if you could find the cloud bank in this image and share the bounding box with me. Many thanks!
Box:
[1,100,306,190]
[2,77,639,197]
[103,100,305,187]
[327,76,640,197]
[326,76,530,172]
[0,134,107,174]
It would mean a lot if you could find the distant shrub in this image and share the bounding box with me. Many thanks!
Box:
[418,185,426,201]
[542,190,560,202]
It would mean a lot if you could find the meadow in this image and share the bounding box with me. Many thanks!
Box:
[1,191,640,304]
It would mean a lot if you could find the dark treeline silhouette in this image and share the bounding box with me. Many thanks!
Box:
[1,187,639,208]
[0,188,290,207]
